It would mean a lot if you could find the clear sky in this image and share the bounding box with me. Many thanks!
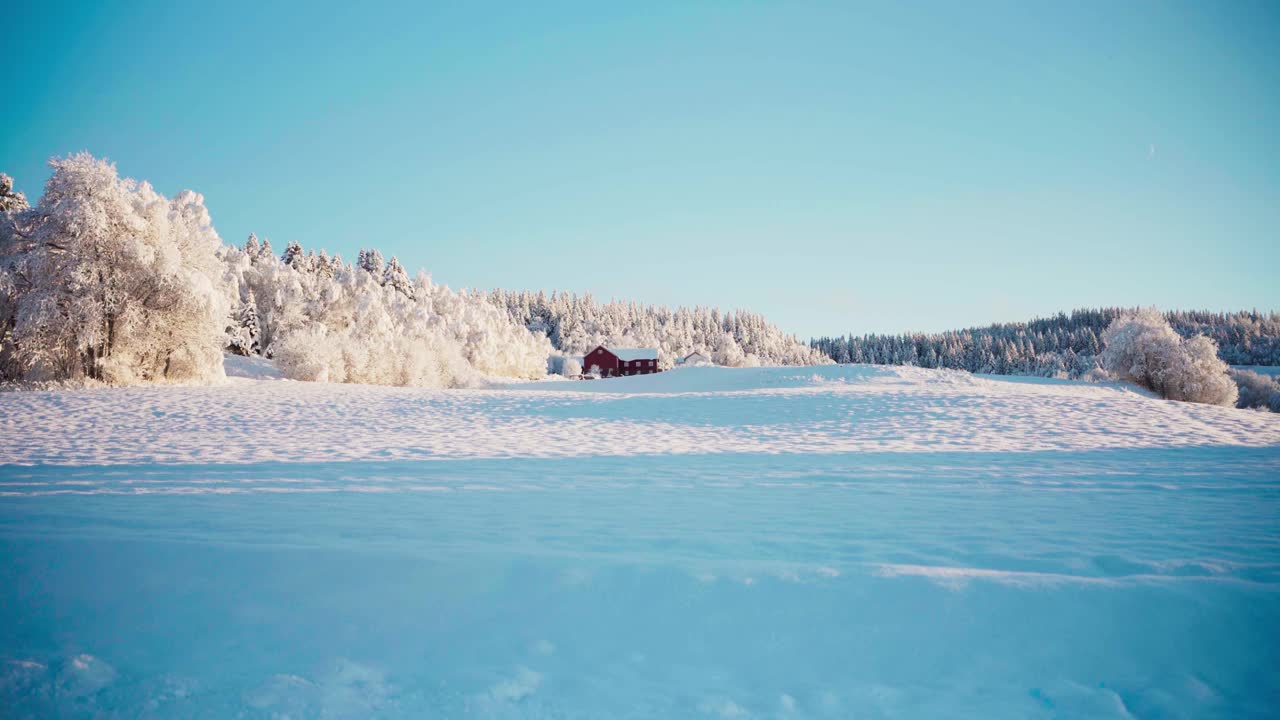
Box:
[4,1,1278,338]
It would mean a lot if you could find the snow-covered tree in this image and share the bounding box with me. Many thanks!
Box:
[357,248,384,278]
[383,256,413,298]
[281,240,304,268]
[1230,369,1280,413]
[314,250,335,279]
[0,153,228,384]
[221,236,550,387]
[1100,309,1237,406]
[243,232,260,257]
[0,173,27,213]
[227,289,261,356]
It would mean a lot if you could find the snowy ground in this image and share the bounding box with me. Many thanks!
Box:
[1,364,1278,718]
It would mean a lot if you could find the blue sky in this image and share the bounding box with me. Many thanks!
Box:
[4,1,1278,337]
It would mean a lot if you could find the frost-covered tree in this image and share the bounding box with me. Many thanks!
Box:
[258,237,273,261]
[243,232,260,257]
[281,240,304,268]
[314,250,336,279]
[383,256,413,298]
[0,174,32,380]
[0,173,27,213]
[227,289,261,356]
[1100,309,1237,406]
[221,237,550,387]
[0,153,228,384]
[1229,369,1280,413]
[357,248,384,278]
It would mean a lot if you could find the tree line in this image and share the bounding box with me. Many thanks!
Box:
[488,289,828,371]
[811,308,1280,379]
[1,154,822,388]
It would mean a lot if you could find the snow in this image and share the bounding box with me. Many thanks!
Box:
[222,353,285,381]
[1,365,1275,468]
[1,364,1278,718]
[609,347,660,361]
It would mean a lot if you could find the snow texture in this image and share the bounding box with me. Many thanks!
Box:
[609,348,660,361]
[0,365,1275,468]
[1,365,1278,718]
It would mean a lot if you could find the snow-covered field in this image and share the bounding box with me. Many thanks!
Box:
[1,365,1278,718]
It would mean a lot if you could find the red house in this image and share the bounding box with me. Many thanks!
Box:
[582,346,660,378]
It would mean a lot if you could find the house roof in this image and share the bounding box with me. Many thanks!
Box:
[610,347,659,361]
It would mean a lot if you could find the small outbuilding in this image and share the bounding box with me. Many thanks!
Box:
[583,346,660,378]
[677,351,712,366]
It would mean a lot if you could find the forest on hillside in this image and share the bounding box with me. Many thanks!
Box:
[811,309,1280,378]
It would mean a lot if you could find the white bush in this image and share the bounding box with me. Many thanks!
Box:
[561,356,582,378]
[271,323,343,383]
[1100,309,1237,406]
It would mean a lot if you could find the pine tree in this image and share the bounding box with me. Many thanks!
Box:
[229,291,262,356]
[281,240,304,267]
[358,248,385,278]
[315,250,335,279]
[383,256,413,298]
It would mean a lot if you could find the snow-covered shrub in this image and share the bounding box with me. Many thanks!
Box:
[1100,309,1237,406]
[271,323,343,382]
[0,154,228,385]
[561,356,582,378]
[1230,369,1280,412]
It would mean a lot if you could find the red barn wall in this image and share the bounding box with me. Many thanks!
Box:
[584,347,620,377]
